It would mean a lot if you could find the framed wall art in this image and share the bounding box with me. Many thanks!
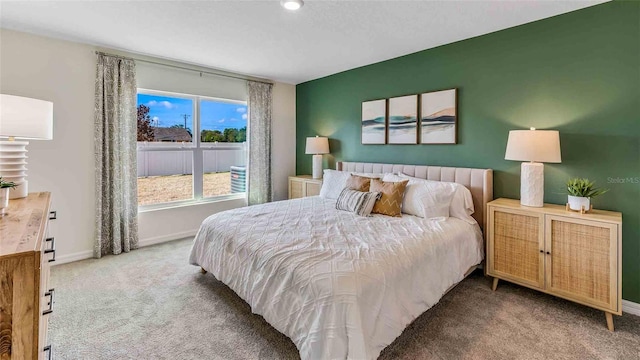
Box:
[361,99,386,144]
[420,88,457,144]
[387,95,417,144]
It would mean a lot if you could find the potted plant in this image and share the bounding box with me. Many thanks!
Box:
[566,178,608,212]
[0,177,18,215]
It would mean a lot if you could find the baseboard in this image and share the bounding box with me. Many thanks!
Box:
[138,230,197,248]
[623,300,640,316]
[53,230,197,265]
[54,250,94,265]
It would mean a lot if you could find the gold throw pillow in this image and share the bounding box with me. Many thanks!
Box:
[345,175,373,192]
[370,179,409,217]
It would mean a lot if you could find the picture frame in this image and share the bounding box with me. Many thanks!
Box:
[387,95,418,144]
[420,88,457,144]
[361,99,387,144]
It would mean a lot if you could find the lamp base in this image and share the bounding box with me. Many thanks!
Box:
[312,154,323,179]
[520,162,544,207]
[0,140,29,199]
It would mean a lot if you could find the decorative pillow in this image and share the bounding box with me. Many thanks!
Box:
[369,179,409,217]
[319,169,352,200]
[383,173,455,219]
[335,188,381,216]
[345,175,373,192]
[398,173,476,224]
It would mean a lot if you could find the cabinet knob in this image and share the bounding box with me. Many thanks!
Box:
[45,237,56,263]
[43,345,53,360]
[546,251,551,255]
[539,250,544,253]
[43,288,55,315]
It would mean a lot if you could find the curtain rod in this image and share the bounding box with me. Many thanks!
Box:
[95,51,273,85]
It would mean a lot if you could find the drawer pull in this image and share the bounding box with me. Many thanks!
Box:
[43,288,55,315]
[49,211,57,220]
[45,237,56,263]
[43,345,53,360]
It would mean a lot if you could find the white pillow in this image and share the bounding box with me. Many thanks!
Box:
[450,186,476,224]
[383,173,455,219]
[398,173,476,224]
[319,169,352,200]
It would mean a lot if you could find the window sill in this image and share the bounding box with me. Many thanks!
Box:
[138,193,246,213]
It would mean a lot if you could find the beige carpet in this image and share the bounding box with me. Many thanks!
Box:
[49,239,640,360]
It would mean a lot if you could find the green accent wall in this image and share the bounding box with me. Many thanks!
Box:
[296,1,640,303]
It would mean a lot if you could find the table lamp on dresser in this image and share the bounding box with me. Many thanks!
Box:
[0,94,54,199]
[505,127,561,207]
[305,136,330,179]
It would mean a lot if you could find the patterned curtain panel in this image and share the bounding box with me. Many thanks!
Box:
[247,81,273,205]
[94,53,139,258]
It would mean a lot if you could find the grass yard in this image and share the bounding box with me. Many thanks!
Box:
[138,172,233,206]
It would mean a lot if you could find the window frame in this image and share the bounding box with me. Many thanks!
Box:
[137,88,248,211]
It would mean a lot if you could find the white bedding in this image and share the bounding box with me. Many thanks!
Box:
[189,196,484,360]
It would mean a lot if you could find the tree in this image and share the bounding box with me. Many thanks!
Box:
[223,128,238,142]
[137,105,155,141]
[201,127,246,143]
[236,126,247,142]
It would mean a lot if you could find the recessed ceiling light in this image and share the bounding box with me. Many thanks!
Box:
[281,0,304,11]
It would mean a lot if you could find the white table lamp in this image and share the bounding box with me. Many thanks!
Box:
[0,94,54,199]
[305,136,329,179]
[505,128,561,207]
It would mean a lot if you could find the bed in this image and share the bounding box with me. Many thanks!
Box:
[189,161,493,360]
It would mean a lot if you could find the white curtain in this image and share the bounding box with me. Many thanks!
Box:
[247,81,273,205]
[94,53,139,258]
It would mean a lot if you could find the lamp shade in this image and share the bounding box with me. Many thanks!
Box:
[305,136,329,155]
[0,94,53,140]
[505,129,561,163]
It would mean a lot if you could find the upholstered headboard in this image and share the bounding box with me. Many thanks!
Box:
[336,161,494,232]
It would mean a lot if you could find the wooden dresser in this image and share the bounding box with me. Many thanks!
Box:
[486,198,622,331]
[288,175,322,199]
[0,192,56,359]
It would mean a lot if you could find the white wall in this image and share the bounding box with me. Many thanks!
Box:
[0,29,296,263]
[0,29,96,262]
[272,82,296,201]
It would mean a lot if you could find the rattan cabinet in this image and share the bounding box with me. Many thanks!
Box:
[288,175,322,199]
[487,198,622,331]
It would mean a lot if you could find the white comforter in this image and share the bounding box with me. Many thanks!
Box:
[189,196,484,360]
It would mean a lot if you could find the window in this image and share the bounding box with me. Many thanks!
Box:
[136,89,247,207]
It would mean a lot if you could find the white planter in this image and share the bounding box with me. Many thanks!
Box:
[568,195,590,212]
[0,188,9,216]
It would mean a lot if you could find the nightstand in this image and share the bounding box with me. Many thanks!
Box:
[486,198,622,331]
[288,175,322,199]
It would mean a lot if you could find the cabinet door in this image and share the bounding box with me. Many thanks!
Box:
[488,207,545,289]
[305,181,321,197]
[545,215,618,312]
[289,178,303,199]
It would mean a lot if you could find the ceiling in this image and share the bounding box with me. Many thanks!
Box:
[0,0,608,84]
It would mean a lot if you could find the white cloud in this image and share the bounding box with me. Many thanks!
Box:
[236,107,247,113]
[152,116,159,121]
[218,119,225,123]
[242,114,247,120]
[147,100,174,109]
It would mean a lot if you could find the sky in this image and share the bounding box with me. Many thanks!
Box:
[137,93,247,132]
